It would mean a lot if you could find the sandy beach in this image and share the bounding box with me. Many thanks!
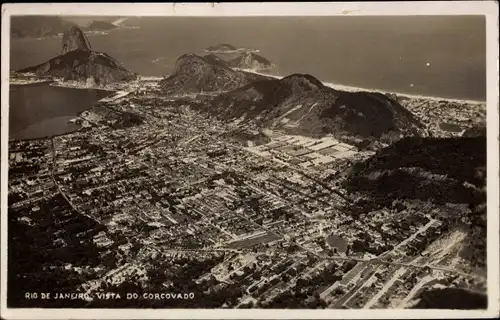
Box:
[112,17,129,27]
[235,68,486,105]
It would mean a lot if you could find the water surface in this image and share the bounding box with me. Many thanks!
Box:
[10,16,486,100]
[9,83,112,140]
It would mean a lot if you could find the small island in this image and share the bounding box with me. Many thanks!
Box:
[204,43,260,54]
[205,43,238,53]
[85,20,118,31]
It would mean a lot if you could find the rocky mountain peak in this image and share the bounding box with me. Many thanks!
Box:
[203,54,229,67]
[281,73,325,91]
[241,51,268,63]
[61,26,91,55]
[17,25,136,86]
[205,43,237,52]
[160,53,268,94]
[227,52,274,70]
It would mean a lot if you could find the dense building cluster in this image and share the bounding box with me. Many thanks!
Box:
[8,80,487,309]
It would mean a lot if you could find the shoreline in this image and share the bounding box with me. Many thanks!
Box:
[9,79,55,86]
[8,121,83,143]
[10,71,485,105]
[49,82,116,92]
[112,17,129,27]
[204,48,260,54]
[235,68,486,105]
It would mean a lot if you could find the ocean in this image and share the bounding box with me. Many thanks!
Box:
[10,15,486,101]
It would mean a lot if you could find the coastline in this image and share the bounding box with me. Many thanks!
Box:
[204,48,260,54]
[235,68,486,105]
[8,116,83,143]
[9,79,55,86]
[49,82,116,92]
[10,70,486,105]
[112,17,128,27]
[8,87,130,143]
[8,79,117,142]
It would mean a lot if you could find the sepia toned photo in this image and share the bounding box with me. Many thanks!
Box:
[1,2,499,320]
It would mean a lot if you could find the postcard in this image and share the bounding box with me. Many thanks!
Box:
[1,2,499,319]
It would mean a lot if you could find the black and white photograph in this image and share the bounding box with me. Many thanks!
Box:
[1,2,499,319]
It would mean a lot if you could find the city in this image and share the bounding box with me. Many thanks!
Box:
[8,81,487,309]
